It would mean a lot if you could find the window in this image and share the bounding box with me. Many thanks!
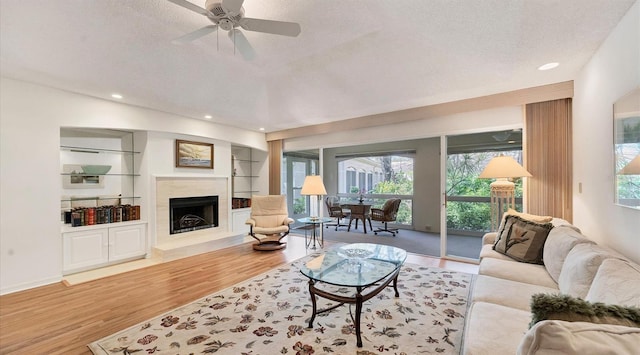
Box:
[337,154,414,194]
[337,152,415,225]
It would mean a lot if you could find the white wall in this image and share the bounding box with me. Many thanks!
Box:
[573,1,640,263]
[0,78,268,294]
[284,106,523,151]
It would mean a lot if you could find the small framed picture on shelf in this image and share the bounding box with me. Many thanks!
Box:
[175,139,214,169]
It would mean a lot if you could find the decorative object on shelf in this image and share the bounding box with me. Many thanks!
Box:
[62,164,110,188]
[81,165,112,175]
[232,197,251,209]
[479,155,532,231]
[175,139,214,169]
[300,175,327,219]
[70,204,140,226]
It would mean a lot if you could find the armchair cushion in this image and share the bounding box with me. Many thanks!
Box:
[245,195,292,250]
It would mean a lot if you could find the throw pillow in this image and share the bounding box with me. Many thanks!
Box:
[495,209,553,234]
[518,320,640,355]
[494,216,552,264]
[529,293,640,329]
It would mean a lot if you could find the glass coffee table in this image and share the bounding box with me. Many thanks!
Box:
[299,243,407,347]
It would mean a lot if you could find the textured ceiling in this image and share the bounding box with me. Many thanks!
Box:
[0,0,636,133]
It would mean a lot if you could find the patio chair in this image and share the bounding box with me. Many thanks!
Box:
[371,198,401,236]
[246,195,294,250]
[325,196,350,230]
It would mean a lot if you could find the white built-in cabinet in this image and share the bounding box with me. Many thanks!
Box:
[231,208,252,234]
[60,128,147,275]
[62,222,146,274]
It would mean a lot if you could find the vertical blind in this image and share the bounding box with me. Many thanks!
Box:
[525,98,573,221]
[268,140,283,195]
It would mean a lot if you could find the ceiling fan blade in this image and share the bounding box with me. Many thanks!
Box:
[172,25,218,44]
[166,0,213,17]
[241,18,301,37]
[228,29,256,60]
[221,0,244,15]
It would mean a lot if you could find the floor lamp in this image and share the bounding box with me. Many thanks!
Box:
[479,155,532,231]
[301,175,327,219]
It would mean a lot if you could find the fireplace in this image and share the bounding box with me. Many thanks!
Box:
[170,196,219,234]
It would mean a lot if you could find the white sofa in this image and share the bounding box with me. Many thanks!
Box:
[463,218,640,355]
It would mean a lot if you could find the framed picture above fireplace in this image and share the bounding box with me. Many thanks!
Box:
[175,140,214,169]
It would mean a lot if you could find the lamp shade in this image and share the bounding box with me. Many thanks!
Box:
[479,155,532,179]
[300,175,327,195]
[619,154,640,175]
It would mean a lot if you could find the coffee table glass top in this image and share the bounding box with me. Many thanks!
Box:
[300,243,407,287]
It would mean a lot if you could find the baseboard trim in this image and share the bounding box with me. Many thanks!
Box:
[0,275,62,296]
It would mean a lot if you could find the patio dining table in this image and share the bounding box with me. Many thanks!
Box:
[341,202,373,233]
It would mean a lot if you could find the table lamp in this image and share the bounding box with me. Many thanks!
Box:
[301,175,327,220]
[479,155,532,231]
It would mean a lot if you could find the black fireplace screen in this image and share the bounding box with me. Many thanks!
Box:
[170,196,218,234]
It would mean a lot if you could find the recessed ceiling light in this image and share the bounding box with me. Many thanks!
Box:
[204,115,212,119]
[111,93,123,99]
[259,127,265,131]
[538,62,559,71]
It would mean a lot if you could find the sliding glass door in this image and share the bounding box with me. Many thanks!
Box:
[283,151,319,223]
[442,129,524,261]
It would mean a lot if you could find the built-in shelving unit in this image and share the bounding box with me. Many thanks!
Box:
[60,128,147,274]
[231,145,260,209]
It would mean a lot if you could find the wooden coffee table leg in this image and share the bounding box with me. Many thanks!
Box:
[308,280,317,328]
[392,274,400,297]
[355,288,363,347]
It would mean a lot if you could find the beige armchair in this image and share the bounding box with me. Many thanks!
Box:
[245,195,294,250]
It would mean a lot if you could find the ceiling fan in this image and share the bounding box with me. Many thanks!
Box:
[167,0,301,58]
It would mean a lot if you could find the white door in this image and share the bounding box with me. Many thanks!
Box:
[63,228,109,273]
[109,223,146,261]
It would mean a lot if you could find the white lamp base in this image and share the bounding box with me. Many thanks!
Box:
[489,179,515,231]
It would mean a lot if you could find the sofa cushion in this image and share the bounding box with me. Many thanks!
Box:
[472,275,558,311]
[497,208,553,230]
[479,243,514,261]
[529,293,640,328]
[586,258,640,308]
[517,320,640,355]
[558,243,616,298]
[479,258,558,288]
[550,217,581,232]
[494,216,552,264]
[464,301,532,355]
[542,226,594,283]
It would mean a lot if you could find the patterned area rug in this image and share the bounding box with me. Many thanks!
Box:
[89,254,474,354]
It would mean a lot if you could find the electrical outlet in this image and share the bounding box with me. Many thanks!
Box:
[425,225,432,231]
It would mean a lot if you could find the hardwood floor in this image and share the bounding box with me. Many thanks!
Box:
[0,237,478,354]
